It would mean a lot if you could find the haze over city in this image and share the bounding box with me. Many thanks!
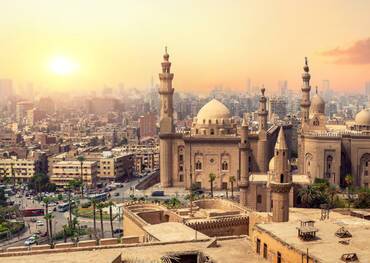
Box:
[0,0,370,94]
[0,2,370,263]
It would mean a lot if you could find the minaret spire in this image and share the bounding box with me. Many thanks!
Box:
[301,57,311,125]
[159,48,175,188]
[239,115,250,207]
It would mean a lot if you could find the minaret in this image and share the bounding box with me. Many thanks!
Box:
[239,116,249,207]
[270,127,292,222]
[159,47,174,187]
[258,87,268,131]
[257,87,268,173]
[301,57,311,125]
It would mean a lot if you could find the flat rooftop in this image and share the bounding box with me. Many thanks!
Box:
[256,208,370,263]
[143,222,208,242]
[2,238,268,263]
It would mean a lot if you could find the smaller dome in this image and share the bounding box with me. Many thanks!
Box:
[310,93,325,114]
[355,108,370,126]
[269,156,275,171]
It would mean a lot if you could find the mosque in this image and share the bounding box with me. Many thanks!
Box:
[158,49,370,217]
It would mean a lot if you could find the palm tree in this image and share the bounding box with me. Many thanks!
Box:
[96,202,106,238]
[106,201,115,237]
[43,196,54,238]
[91,198,97,239]
[298,185,318,208]
[208,173,216,198]
[77,156,85,197]
[44,213,54,244]
[345,174,354,208]
[229,176,236,199]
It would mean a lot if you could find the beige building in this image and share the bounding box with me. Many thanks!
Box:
[50,160,98,187]
[158,49,288,191]
[0,157,41,183]
[48,152,134,183]
[298,58,370,188]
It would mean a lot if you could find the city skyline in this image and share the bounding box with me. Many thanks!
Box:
[0,0,369,94]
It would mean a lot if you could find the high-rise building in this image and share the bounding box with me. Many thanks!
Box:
[278,80,288,97]
[139,113,157,138]
[268,97,287,121]
[16,101,33,125]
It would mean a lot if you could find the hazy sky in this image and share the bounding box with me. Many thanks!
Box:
[0,0,369,94]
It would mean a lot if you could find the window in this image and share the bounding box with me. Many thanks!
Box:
[222,161,228,171]
[256,238,261,254]
[210,129,215,135]
[179,154,183,162]
[280,174,284,183]
[195,160,202,170]
[365,170,368,176]
[179,165,183,172]
[179,173,184,182]
[208,119,211,124]
[263,243,267,259]
[277,252,282,263]
[257,195,262,204]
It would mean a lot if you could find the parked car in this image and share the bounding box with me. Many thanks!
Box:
[151,191,164,197]
[24,237,37,246]
[30,218,37,223]
[114,192,120,197]
[113,229,123,234]
[36,220,44,226]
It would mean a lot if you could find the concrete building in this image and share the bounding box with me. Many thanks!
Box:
[138,112,157,138]
[268,97,287,121]
[0,153,47,183]
[50,160,98,187]
[16,101,33,125]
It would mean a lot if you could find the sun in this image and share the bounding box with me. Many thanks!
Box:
[49,55,79,76]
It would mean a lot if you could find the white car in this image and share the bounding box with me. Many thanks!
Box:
[24,237,37,246]
[36,220,44,226]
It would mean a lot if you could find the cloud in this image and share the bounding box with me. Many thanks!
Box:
[321,38,370,64]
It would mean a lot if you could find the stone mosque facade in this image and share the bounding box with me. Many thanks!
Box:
[158,49,370,219]
[297,58,370,189]
[158,49,285,192]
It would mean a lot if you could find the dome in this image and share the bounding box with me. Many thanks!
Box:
[310,93,325,114]
[269,156,275,171]
[196,99,231,125]
[355,108,370,126]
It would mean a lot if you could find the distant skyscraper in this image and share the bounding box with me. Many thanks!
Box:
[268,97,287,121]
[16,101,33,125]
[278,80,288,97]
[246,78,251,94]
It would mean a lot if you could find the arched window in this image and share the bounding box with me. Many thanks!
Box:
[313,118,319,126]
[210,129,215,135]
[222,161,228,171]
[203,119,206,124]
[326,155,333,178]
[195,160,202,170]
[208,119,212,124]
[280,174,284,183]
[216,119,219,124]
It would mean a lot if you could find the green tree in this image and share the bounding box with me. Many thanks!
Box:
[208,173,216,198]
[106,201,115,237]
[0,189,7,206]
[229,176,236,199]
[29,173,56,194]
[43,196,55,238]
[353,188,370,208]
[91,198,98,239]
[44,213,54,244]
[345,174,354,208]
[77,156,85,198]
[96,202,107,238]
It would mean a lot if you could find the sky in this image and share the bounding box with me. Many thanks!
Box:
[0,0,369,95]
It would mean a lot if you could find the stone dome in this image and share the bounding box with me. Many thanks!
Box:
[269,156,275,171]
[196,99,231,125]
[355,108,370,126]
[310,93,325,114]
